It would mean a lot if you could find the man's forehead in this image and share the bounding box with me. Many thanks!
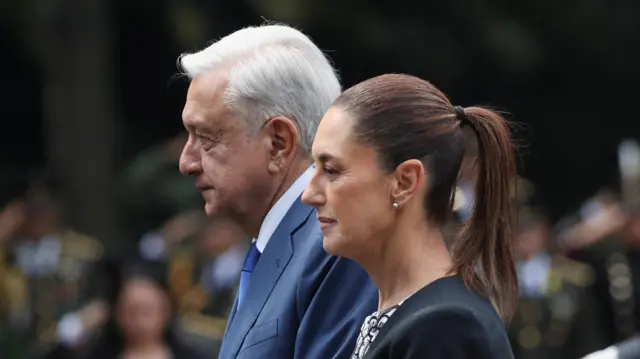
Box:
[182,70,231,130]
[182,102,209,129]
[186,70,229,105]
[182,102,236,135]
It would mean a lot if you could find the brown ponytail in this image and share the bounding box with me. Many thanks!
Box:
[333,74,518,319]
[450,106,518,321]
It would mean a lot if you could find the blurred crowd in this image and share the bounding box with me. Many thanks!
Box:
[449,138,640,359]
[3,133,640,359]
[505,139,640,359]
[0,134,247,359]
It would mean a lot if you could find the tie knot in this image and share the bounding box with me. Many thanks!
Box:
[242,242,261,273]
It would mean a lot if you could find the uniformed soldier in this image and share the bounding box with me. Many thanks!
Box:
[117,211,244,357]
[509,187,608,359]
[564,204,640,359]
[52,209,225,357]
[168,219,246,357]
[561,140,640,358]
[0,199,30,359]
[0,186,105,358]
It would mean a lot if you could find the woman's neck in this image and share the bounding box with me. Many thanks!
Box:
[122,340,171,359]
[366,219,453,312]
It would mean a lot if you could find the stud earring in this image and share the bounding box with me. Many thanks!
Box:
[393,201,399,208]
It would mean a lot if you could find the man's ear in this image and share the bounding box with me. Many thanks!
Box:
[262,116,299,173]
[390,159,425,207]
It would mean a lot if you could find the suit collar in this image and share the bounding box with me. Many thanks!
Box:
[221,197,314,358]
[255,166,313,252]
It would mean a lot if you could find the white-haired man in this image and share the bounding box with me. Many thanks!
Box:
[178,24,377,359]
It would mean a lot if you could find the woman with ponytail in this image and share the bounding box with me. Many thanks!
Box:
[302,74,516,359]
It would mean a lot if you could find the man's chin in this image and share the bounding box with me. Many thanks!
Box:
[204,202,220,217]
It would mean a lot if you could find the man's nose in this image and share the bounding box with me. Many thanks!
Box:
[178,141,201,176]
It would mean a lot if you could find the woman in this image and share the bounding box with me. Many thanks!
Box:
[83,260,204,359]
[302,74,517,358]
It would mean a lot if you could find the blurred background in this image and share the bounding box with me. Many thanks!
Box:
[1,0,639,358]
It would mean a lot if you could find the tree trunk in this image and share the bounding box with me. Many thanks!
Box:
[37,0,119,242]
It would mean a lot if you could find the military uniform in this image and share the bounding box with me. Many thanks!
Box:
[570,238,640,346]
[166,241,240,357]
[509,254,608,359]
[0,230,103,358]
[0,247,31,359]
[509,179,610,359]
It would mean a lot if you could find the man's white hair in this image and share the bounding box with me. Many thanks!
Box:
[178,24,341,154]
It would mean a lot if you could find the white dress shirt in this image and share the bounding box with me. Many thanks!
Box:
[254,166,313,253]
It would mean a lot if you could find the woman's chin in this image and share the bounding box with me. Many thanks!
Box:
[322,234,344,256]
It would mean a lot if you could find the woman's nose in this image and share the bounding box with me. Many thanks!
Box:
[302,182,325,207]
[301,186,313,206]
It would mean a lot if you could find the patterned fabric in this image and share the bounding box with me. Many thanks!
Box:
[351,304,401,359]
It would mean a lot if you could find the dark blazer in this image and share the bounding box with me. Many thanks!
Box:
[364,275,514,359]
[218,197,378,359]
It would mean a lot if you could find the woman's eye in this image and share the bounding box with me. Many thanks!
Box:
[324,166,339,176]
[312,162,339,177]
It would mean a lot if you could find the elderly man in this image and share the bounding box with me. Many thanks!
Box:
[177,24,377,359]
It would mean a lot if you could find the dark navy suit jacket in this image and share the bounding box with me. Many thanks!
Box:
[218,197,378,359]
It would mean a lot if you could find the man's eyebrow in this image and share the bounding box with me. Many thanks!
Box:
[182,117,202,132]
[184,118,214,134]
[182,109,208,130]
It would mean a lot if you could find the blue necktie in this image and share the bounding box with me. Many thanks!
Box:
[238,242,261,308]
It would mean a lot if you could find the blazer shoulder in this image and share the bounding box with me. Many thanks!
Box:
[386,304,497,358]
[400,303,489,336]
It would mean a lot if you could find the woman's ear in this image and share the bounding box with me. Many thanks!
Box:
[391,159,425,207]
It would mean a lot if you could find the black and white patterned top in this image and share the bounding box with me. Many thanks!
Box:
[351,304,402,359]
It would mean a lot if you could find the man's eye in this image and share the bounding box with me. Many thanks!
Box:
[196,136,214,150]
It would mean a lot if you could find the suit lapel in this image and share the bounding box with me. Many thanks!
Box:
[222,197,314,358]
[223,296,239,341]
